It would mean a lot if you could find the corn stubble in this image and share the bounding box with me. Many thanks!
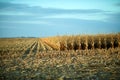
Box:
[0,33,120,80]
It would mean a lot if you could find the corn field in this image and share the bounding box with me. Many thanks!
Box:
[0,33,120,80]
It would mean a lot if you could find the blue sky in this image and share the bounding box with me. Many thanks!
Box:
[0,0,120,37]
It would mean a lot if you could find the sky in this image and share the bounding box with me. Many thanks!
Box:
[0,0,120,38]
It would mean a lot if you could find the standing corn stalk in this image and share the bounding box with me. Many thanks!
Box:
[66,36,74,50]
[88,36,94,49]
[59,36,67,51]
[73,36,80,51]
[101,36,107,49]
[80,36,88,50]
[94,36,101,49]
[106,35,114,49]
[113,34,119,48]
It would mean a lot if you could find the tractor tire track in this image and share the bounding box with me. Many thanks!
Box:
[22,41,37,59]
[39,40,46,51]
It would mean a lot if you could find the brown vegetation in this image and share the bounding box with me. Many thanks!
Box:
[58,33,120,51]
[0,33,120,80]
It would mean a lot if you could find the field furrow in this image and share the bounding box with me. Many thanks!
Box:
[22,41,37,59]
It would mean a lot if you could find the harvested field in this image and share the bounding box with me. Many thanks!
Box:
[0,33,120,80]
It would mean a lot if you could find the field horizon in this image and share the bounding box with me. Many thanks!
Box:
[0,33,120,80]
